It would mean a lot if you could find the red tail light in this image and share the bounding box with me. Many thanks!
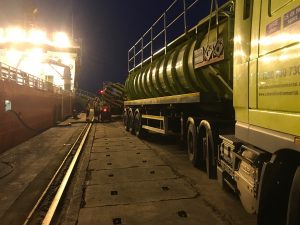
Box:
[103,108,107,112]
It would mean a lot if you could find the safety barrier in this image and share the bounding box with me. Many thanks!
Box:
[0,62,63,94]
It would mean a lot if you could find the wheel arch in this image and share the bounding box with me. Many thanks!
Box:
[134,107,143,117]
[257,149,300,225]
[186,117,196,133]
[198,119,219,179]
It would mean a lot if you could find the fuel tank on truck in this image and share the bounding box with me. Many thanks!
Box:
[125,18,233,101]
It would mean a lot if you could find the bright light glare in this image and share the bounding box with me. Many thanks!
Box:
[234,50,246,58]
[0,26,76,90]
[234,35,242,44]
[279,54,289,61]
[53,32,70,48]
[28,48,44,60]
[6,50,23,66]
[0,27,73,48]
[0,28,4,43]
[28,29,47,44]
[6,27,26,43]
[262,56,275,63]
[259,33,300,46]
[60,53,73,65]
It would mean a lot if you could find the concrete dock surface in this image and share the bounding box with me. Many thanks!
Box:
[0,117,257,225]
[63,120,257,225]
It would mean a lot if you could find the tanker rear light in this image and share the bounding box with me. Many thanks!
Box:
[102,107,109,112]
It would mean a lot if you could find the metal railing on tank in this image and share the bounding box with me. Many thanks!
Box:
[128,0,231,73]
[0,62,64,94]
[128,0,201,72]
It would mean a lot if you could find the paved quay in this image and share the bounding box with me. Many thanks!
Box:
[71,121,256,225]
[0,114,86,225]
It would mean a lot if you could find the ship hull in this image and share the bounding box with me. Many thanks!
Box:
[0,80,73,153]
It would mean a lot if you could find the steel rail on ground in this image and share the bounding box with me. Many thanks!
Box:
[23,121,93,225]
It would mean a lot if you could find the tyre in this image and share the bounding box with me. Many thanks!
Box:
[128,109,135,134]
[134,110,146,138]
[287,166,300,225]
[187,122,201,167]
[123,109,129,131]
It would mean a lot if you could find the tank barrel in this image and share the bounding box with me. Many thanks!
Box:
[125,1,234,101]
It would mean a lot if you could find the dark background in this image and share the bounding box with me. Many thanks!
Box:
[0,0,226,93]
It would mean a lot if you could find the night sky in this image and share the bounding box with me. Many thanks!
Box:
[0,0,226,93]
[72,0,174,93]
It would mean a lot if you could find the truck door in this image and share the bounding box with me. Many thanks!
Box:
[250,0,300,139]
[233,0,253,139]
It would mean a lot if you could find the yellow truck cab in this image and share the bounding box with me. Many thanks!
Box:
[222,0,300,224]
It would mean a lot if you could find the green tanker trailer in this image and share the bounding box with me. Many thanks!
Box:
[124,1,300,225]
[125,25,232,100]
[124,0,234,168]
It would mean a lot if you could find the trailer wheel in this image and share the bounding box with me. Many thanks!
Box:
[128,109,135,134]
[199,120,217,179]
[187,122,201,167]
[134,110,146,138]
[123,109,129,131]
[287,166,300,225]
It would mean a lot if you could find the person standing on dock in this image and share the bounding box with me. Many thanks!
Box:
[85,99,92,122]
[94,97,101,122]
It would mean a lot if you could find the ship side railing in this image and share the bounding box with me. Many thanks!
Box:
[128,0,233,73]
[0,62,64,94]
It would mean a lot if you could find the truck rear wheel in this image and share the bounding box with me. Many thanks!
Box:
[134,110,146,138]
[123,109,129,131]
[128,109,135,134]
[287,166,300,225]
[187,122,201,167]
